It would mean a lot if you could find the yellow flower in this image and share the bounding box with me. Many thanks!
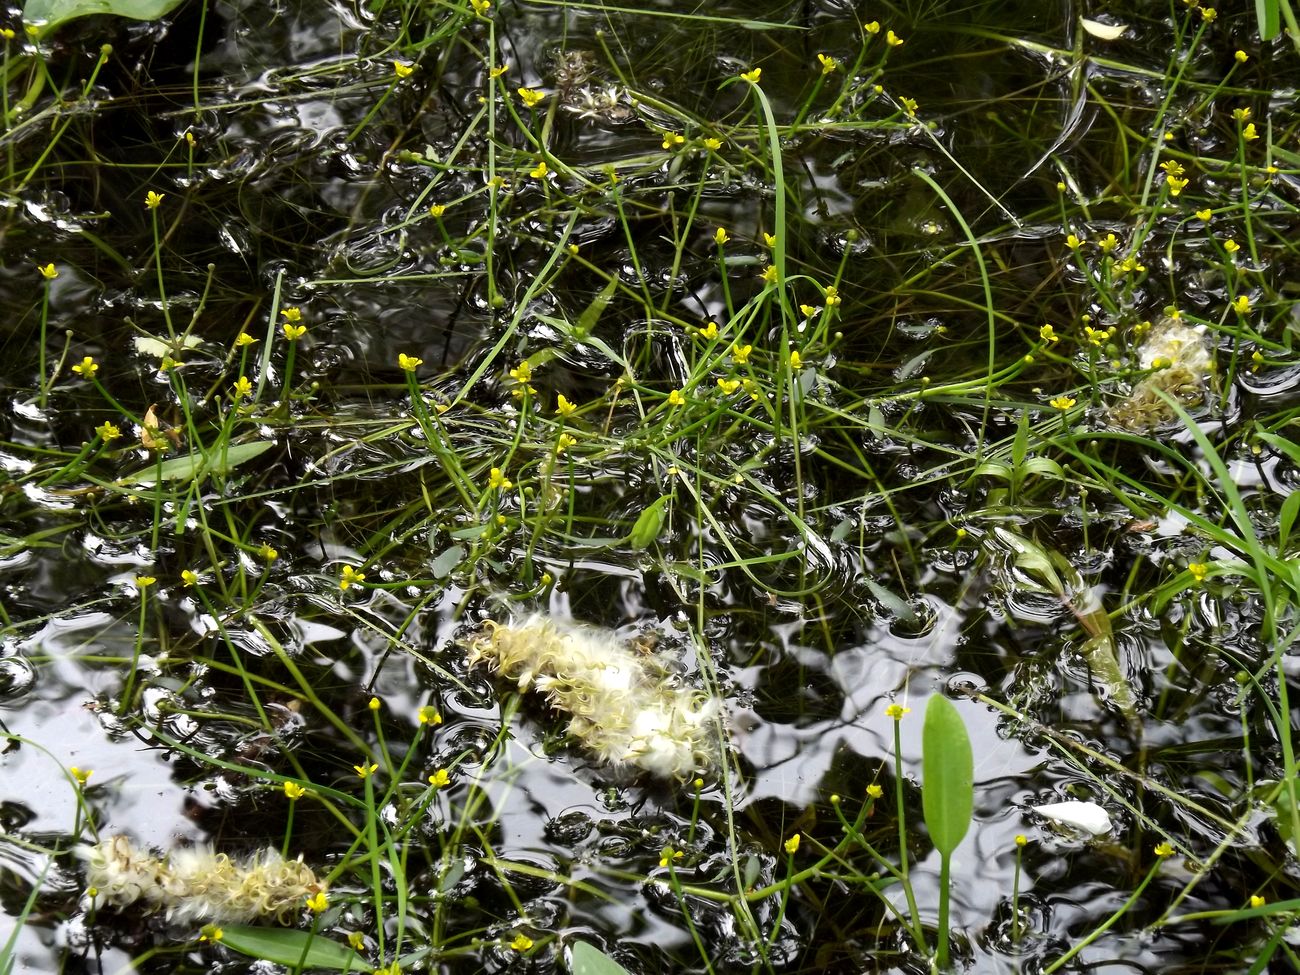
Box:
[529,160,548,179]
[761,265,778,284]
[1224,239,1240,254]
[233,376,253,398]
[72,356,99,378]
[714,227,729,245]
[783,833,800,854]
[509,934,533,952]
[354,761,379,779]
[1065,232,1084,250]
[394,61,414,78]
[340,565,366,590]
[886,30,904,46]
[398,352,423,372]
[70,766,92,786]
[1039,323,1058,343]
[730,343,752,365]
[517,87,545,108]
[556,432,577,454]
[799,303,819,318]
[1232,107,1251,122]
[661,132,685,150]
[199,924,223,942]
[428,768,451,788]
[1097,232,1119,253]
[702,137,722,151]
[740,67,761,84]
[817,53,838,74]
[136,575,157,589]
[658,847,684,868]
[717,378,740,395]
[284,781,306,799]
[1160,159,1185,177]
[1154,841,1174,857]
[667,388,685,408]
[1049,395,1076,410]
[181,569,198,586]
[488,467,512,490]
[885,703,910,720]
[0,28,13,39]
[1115,255,1146,274]
[418,705,442,725]
[556,394,577,417]
[866,784,884,799]
[144,190,165,209]
[789,350,802,370]
[1242,122,1259,142]
[489,64,508,78]
[508,361,532,385]
[900,96,918,117]
[1232,295,1251,314]
[1235,50,1249,63]
[1188,562,1208,582]
[470,0,490,13]
[283,322,307,341]
[865,21,880,34]
[698,321,719,341]
[824,285,841,306]
[1250,894,1265,908]
[38,262,58,279]
[348,932,366,951]
[763,232,778,248]
[1200,7,1216,21]
[305,891,329,913]
[97,421,121,440]
[1166,174,1189,195]
[259,544,278,562]
[235,331,257,347]
[430,203,447,217]
[1195,208,1212,221]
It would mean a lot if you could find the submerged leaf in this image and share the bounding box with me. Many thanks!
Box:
[24,0,186,33]
[218,925,361,971]
[570,941,634,975]
[121,441,275,486]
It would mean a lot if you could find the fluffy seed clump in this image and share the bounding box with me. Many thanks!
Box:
[84,835,324,926]
[466,613,721,779]
[1109,320,1215,430]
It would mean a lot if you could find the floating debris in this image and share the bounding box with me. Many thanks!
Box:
[83,835,325,926]
[1109,320,1215,430]
[1031,800,1114,836]
[466,614,722,779]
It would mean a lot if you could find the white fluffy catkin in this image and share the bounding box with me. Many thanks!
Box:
[466,613,721,779]
[84,835,324,925]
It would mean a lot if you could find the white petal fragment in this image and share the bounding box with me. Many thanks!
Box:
[1032,800,1113,836]
[1081,18,1128,41]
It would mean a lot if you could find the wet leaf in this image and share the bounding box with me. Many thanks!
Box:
[921,694,973,857]
[24,0,185,33]
[122,441,274,486]
[628,495,671,550]
[217,925,361,971]
[570,941,633,975]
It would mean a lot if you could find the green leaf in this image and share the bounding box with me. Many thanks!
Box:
[921,694,974,857]
[23,0,186,33]
[574,276,619,339]
[1257,0,1281,39]
[628,495,671,550]
[569,941,633,975]
[121,441,274,486]
[217,925,362,971]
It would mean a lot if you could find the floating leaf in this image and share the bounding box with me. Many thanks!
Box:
[570,941,634,975]
[921,694,974,857]
[121,441,274,486]
[628,495,671,550]
[24,0,186,33]
[218,925,361,971]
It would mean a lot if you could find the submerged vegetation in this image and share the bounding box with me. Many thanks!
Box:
[2,0,1300,972]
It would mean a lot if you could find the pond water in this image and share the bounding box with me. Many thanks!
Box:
[2,0,1299,973]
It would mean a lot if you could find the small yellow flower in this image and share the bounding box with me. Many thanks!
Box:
[489,64,508,78]
[259,544,278,562]
[899,96,918,116]
[886,30,904,46]
[282,305,302,322]
[1250,894,1266,908]
[763,232,778,248]
[817,53,838,74]
[885,703,910,720]
[761,265,778,284]
[1232,107,1252,122]
[200,924,223,942]
[488,467,512,490]
[394,61,414,78]
[698,321,719,341]
[398,353,424,373]
[38,262,58,279]
[661,132,685,150]
[1116,255,1146,274]
[1065,232,1084,250]
[97,421,121,441]
[1166,174,1189,196]
[799,303,819,318]
[824,286,841,307]
[233,375,253,398]
[70,766,92,786]
[1039,323,1058,343]
[866,784,884,799]
[428,768,451,788]
[418,705,442,725]
[508,360,533,385]
[730,343,752,365]
[1200,7,1216,21]
[348,931,366,951]
[556,393,577,417]
[529,160,548,179]
[714,227,729,245]
[556,432,577,454]
[1049,395,1076,410]
[865,21,880,34]
[517,87,545,108]
[1242,122,1259,142]
[1015,834,1027,847]
[789,350,803,370]
[1154,841,1174,857]
[783,833,800,854]
[305,891,329,913]
[72,356,99,378]
[180,569,199,587]
[717,378,740,395]
[667,388,685,407]
[284,781,306,799]
[1235,50,1249,63]
[1232,295,1251,314]
[144,190,165,209]
[1097,233,1119,253]
[354,761,379,779]
[0,28,14,39]
[1224,239,1240,254]
[430,203,447,217]
[1188,562,1208,582]
[234,331,257,347]
[367,697,381,712]
[509,934,534,952]
[1195,208,1212,221]
[740,67,761,84]
[283,322,307,341]
[702,137,722,151]
[340,565,366,590]
[470,0,490,14]
[136,575,157,589]
[658,847,684,868]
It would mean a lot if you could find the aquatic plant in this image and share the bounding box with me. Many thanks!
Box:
[466,614,722,779]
